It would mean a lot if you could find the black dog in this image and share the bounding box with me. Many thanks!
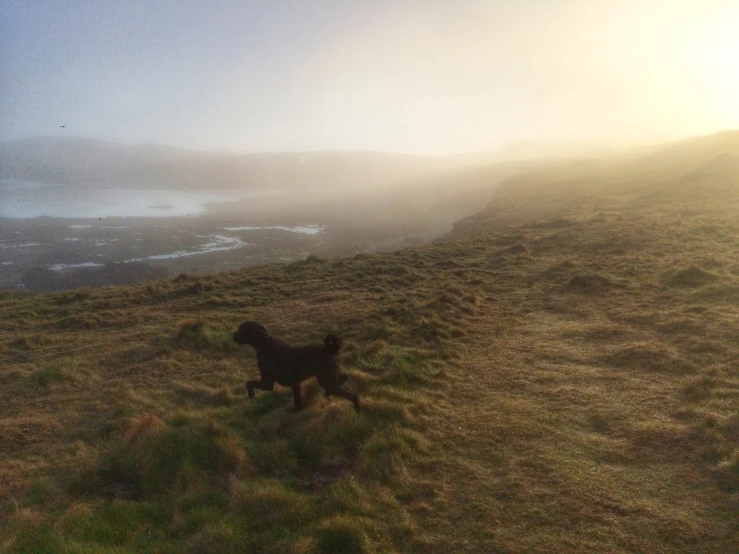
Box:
[233,321,359,412]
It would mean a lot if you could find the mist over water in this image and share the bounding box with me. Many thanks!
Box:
[0,180,237,219]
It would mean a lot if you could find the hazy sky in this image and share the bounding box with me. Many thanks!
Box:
[2,0,738,154]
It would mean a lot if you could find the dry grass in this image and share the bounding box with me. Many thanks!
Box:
[2,155,739,552]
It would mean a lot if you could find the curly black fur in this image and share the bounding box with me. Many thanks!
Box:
[233,321,359,411]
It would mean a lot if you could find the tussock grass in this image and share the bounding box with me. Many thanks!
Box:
[681,374,717,401]
[566,273,614,292]
[30,358,87,390]
[542,259,578,275]
[174,319,237,353]
[176,318,212,342]
[691,283,739,302]
[7,334,50,351]
[529,217,579,229]
[663,265,720,287]
[501,243,528,255]
[176,382,236,406]
[701,412,721,428]
[81,417,251,500]
[315,515,373,554]
[602,342,697,374]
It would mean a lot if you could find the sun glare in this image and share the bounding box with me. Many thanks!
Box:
[710,25,739,121]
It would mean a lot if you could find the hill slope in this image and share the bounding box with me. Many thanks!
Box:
[2,138,739,552]
[0,136,454,192]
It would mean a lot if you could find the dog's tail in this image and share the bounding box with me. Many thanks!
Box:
[324,335,342,355]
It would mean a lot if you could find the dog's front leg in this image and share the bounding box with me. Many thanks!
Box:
[322,374,349,397]
[291,384,305,411]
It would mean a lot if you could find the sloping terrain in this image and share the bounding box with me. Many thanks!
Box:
[2,139,739,552]
[0,137,452,192]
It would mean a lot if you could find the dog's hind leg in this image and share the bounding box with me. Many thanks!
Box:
[325,374,350,397]
[325,387,360,412]
[246,379,274,399]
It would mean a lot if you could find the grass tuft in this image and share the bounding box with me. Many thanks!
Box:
[177,318,209,335]
[88,418,252,500]
[174,319,237,353]
[663,265,720,287]
[30,359,81,389]
[8,334,48,351]
[502,243,528,255]
[681,374,716,401]
[701,412,720,428]
[566,273,613,292]
[123,413,165,444]
[315,515,373,554]
[602,343,696,374]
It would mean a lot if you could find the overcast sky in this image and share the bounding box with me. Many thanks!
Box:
[2,0,738,154]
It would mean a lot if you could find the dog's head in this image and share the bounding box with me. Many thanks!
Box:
[233,321,269,346]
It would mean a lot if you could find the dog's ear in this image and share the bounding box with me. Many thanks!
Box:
[245,321,267,335]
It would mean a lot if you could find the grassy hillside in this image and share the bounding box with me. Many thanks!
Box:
[2,141,739,551]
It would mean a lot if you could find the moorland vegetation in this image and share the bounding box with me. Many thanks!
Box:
[2,132,739,552]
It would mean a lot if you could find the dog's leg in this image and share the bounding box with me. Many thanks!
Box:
[325,387,360,412]
[291,384,304,411]
[324,374,349,398]
[246,379,274,399]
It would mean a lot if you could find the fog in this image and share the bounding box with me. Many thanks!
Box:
[3,0,738,154]
[3,1,739,291]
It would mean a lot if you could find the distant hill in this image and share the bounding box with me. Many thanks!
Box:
[642,130,739,172]
[0,136,455,193]
[451,129,739,234]
[494,139,621,161]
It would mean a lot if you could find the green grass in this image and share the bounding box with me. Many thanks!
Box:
[30,358,86,390]
[0,244,476,552]
[3,152,739,551]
